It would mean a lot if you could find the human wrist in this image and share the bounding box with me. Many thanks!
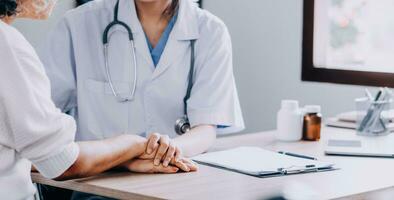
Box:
[129,135,147,156]
[117,134,147,157]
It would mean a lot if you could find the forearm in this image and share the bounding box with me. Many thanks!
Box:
[56,134,146,180]
[173,125,216,157]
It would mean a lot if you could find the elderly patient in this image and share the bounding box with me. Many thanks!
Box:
[0,0,197,199]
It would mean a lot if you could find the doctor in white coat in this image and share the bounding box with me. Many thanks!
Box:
[40,0,244,164]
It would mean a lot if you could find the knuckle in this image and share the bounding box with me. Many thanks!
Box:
[153,132,160,137]
[168,145,175,152]
[176,147,182,153]
[161,140,169,147]
[151,133,160,139]
[153,137,160,142]
[158,146,167,152]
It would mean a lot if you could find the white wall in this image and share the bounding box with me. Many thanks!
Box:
[14,0,374,134]
[203,0,375,133]
[13,0,75,48]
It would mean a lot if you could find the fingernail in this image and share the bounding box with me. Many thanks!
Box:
[154,159,160,166]
[147,149,152,154]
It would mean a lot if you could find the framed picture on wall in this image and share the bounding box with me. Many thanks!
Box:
[77,0,203,8]
[302,0,394,87]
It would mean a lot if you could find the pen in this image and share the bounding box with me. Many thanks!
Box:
[358,88,385,132]
[374,88,383,101]
[278,151,317,160]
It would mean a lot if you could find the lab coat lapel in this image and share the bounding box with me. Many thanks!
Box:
[151,0,200,80]
[152,39,189,79]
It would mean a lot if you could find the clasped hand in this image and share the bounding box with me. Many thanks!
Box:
[123,133,198,173]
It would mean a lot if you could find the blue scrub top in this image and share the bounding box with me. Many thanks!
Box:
[145,12,178,67]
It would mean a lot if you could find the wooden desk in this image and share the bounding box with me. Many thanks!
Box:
[32,127,394,200]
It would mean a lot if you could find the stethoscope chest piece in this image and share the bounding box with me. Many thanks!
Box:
[175,116,191,135]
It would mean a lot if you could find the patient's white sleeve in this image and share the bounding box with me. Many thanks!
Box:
[0,25,79,179]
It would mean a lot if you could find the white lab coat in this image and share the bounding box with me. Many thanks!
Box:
[39,0,244,140]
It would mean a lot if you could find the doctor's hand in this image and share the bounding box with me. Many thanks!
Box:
[141,133,183,167]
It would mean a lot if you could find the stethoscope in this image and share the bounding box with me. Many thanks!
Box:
[102,0,195,135]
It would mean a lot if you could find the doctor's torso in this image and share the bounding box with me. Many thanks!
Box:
[40,0,243,141]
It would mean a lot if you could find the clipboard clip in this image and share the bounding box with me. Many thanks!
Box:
[277,165,318,175]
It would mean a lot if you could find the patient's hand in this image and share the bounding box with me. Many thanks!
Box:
[142,133,183,167]
[122,158,197,173]
[122,159,179,173]
[140,148,198,172]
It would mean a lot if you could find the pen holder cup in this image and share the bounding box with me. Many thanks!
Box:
[355,97,392,136]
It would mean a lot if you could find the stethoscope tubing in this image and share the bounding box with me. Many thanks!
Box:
[103,0,137,102]
[102,0,195,135]
[104,40,138,102]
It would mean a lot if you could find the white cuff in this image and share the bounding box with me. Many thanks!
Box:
[188,108,231,126]
[188,108,245,135]
[33,142,79,179]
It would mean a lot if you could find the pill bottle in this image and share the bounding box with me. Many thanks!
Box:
[276,100,303,141]
[302,105,322,141]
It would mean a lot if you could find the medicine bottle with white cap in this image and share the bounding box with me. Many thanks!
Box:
[276,100,303,141]
[302,105,322,141]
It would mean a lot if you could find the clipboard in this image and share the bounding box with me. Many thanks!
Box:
[192,147,337,178]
